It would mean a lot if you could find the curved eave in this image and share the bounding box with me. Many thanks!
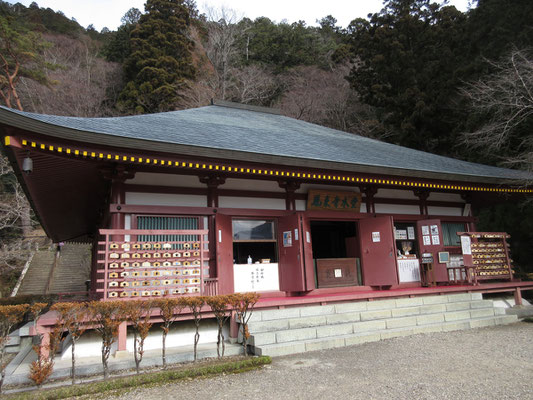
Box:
[0,107,526,186]
[2,142,108,242]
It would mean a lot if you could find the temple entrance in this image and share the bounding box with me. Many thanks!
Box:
[310,220,361,288]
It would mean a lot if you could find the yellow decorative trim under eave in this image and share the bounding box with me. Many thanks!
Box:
[12,136,533,194]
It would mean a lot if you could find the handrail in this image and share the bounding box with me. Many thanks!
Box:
[11,251,35,297]
[99,229,208,235]
[45,248,60,294]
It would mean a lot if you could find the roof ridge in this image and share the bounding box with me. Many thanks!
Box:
[211,99,281,115]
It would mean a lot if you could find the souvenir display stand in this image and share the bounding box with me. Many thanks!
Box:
[458,232,514,282]
[96,229,208,299]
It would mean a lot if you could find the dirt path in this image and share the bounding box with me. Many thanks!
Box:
[120,322,533,400]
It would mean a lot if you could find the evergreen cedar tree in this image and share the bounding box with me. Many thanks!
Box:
[341,0,533,159]
[118,0,197,114]
[343,0,470,154]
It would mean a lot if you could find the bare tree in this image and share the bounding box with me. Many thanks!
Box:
[0,155,36,287]
[280,64,390,140]
[19,33,122,117]
[177,26,216,109]
[461,48,533,179]
[227,65,278,105]
[204,7,242,100]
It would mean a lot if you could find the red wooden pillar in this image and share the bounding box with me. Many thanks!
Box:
[229,311,239,341]
[414,189,430,215]
[117,321,127,351]
[102,166,135,240]
[360,185,377,214]
[110,181,122,230]
[39,330,51,360]
[199,175,226,208]
[279,180,301,211]
[514,287,523,306]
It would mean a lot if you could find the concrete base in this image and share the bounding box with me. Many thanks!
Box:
[245,293,519,357]
[4,341,243,387]
[505,305,533,319]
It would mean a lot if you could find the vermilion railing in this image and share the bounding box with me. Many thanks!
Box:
[95,229,217,300]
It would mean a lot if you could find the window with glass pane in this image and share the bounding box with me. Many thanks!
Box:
[232,219,277,264]
[137,216,199,249]
[442,222,465,246]
[232,220,275,241]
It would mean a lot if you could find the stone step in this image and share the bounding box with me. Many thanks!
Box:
[49,243,91,294]
[248,298,495,334]
[17,251,56,295]
[249,293,484,323]
[252,315,518,357]
[249,305,498,346]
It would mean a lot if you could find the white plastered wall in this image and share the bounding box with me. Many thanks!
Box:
[123,174,465,217]
[127,172,205,188]
[374,203,421,215]
[427,192,464,202]
[375,188,419,200]
[222,178,284,192]
[60,319,223,359]
[218,196,286,210]
[125,192,206,207]
[427,206,463,216]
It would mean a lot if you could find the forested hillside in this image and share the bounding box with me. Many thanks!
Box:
[1,0,533,285]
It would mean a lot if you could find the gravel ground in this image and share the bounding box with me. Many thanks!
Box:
[119,322,533,400]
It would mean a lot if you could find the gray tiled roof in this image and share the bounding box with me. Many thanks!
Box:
[0,104,528,183]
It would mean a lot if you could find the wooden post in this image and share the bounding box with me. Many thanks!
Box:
[278,180,301,210]
[514,287,523,306]
[414,189,430,215]
[229,311,239,343]
[38,330,51,360]
[117,321,127,351]
[199,175,226,208]
[360,185,377,214]
[101,166,135,240]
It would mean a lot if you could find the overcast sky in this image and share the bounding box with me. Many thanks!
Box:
[9,0,472,31]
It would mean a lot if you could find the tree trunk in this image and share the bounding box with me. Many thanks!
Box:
[134,332,140,374]
[0,344,5,394]
[71,339,76,385]
[221,331,226,357]
[217,328,221,359]
[241,324,248,357]
[193,330,199,361]
[162,330,167,369]
[21,206,31,237]
[0,367,5,395]
[101,344,108,380]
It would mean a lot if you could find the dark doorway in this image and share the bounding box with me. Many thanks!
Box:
[310,220,361,287]
[311,221,358,258]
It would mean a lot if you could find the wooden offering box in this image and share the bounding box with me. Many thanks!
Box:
[316,258,360,288]
[458,232,513,281]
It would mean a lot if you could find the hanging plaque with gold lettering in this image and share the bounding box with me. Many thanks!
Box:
[307,190,362,212]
